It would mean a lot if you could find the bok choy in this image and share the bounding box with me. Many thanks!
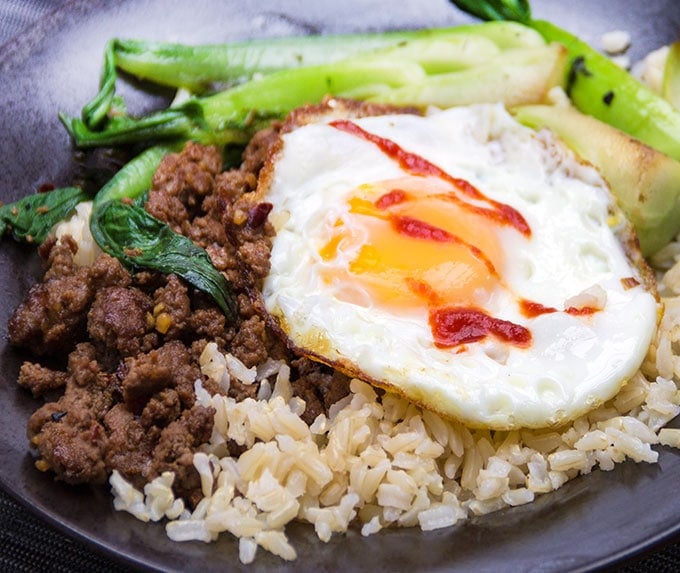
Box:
[449,0,680,163]
[62,23,566,148]
[82,22,545,129]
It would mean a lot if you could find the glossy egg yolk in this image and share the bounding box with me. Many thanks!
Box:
[319,175,505,313]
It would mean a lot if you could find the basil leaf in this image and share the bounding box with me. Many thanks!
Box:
[91,200,238,322]
[0,186,89,244]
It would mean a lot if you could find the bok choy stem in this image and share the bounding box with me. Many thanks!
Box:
[531,19,680,164]
[450,0,680,163]
[63,29,564,149]
[82,22,544,129]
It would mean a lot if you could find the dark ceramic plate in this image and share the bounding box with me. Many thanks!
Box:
[1,1,680,571]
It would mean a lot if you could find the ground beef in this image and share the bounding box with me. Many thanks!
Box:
[146,141,223,234]
[150,405,216,507]
[32,411,109,484]
[104,404,157,487]
[17,362,67,397]
[27,343,116,484]
[7,138,273,502]
[240,125,281,174]
[230,315,269,368]
[88,251,133,290]
[291,358,352,425]
[152,274,192,340]
[237,235,272,281]
[187,214,228,248]
[88,286,156,358]
[9,107,365,506]
[188,306,233,348]
[140,388,182,429]
[121,341,203,412]
[8,243,131,357]
[40,235,78,280]
[8,278,88,355]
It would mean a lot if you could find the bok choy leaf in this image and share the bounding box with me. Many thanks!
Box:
[449,0,530,23]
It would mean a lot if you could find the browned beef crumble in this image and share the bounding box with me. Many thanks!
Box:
[7,105,378,503]
[17,362,67,397]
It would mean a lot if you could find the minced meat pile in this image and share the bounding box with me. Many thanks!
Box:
[7,126,350,507]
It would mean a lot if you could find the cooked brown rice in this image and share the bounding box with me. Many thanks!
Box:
[109,242,680,563]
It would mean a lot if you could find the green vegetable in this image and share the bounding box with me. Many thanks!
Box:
[531,19,680,164]
[449,0,530,23]
[370,43,565,109]
[81,39,118,130]
[90,145,238,321]
[663,42,680,110]
[0,186,89,244]
[111,24,542,87]
[82,22,544,129]
[64,31,562,148]
[450,0,680,163]
[515,104,680,256]
[65,59,417,147]
[91,145,170,209]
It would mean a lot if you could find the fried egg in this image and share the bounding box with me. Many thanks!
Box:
[258,103,659,430]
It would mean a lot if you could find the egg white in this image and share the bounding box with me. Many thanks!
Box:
[259,103,659,429]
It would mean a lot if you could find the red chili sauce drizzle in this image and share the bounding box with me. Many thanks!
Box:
[519,299,558,318]
[430,307,532,349]
[328,119,597,351]
[390,214,498,276]
[519,299,597,318]
[330,119,531,238]
[565,306,597,316]
[375,188,408,210]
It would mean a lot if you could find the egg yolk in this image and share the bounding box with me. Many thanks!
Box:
[319,176,506,312]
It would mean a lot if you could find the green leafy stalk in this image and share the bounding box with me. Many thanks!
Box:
[531,19,680,164]
[65,31,561,148]
[78,22,545,130]
[62,98,261,149]
[89,144,238,322]
[63,58,429,147]
[450,1,680,163]
[663,42,680,111]
[449,0,530,23]
[62,101,214,150]
[515,103,680,256]
[81,40,118,129]
[0,186,89,244]
[112,22,544,85]
[112,30,464,90]
[92,145,170,207]
[368,43,565,108]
